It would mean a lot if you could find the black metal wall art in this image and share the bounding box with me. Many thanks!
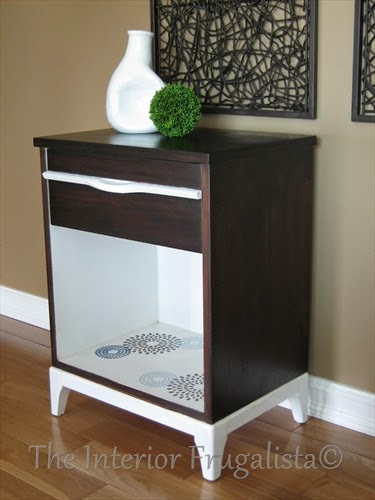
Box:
[352,0,375,122]
[151,0,318,119]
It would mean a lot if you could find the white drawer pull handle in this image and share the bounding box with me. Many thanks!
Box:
[43,171,202,200]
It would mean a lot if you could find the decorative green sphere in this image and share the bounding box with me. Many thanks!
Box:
[149,84,201,138]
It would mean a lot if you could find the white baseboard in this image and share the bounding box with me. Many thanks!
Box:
[307,375,375,436]
[0,286,50,330]
[1,286,374,436]
[280,375,374,436]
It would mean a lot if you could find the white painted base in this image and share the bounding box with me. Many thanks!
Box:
[49,367,308,481]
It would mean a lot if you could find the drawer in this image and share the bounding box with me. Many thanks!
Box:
[46,173,202,253]
[47,150,202,189]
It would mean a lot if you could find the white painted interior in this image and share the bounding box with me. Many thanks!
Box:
[48,227,204,404]
[61,321,204,412]
[50,226,159,358]
[157,246,203,333]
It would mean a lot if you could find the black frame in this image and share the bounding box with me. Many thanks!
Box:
[352,0,375,122]
[151,0,318,119]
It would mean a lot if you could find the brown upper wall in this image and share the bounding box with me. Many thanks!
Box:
[1,1,374,392]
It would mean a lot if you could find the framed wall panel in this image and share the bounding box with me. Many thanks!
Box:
[352,0,375,122]
[151,0,318,119]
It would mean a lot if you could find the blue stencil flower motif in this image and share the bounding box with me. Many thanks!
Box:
[167,373,204,402]
[140,371,177,387]
[180,336,203,349]
[123,332,182,355]
[95,345,131,359]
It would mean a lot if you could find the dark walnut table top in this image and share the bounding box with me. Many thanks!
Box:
[34,127,317,163]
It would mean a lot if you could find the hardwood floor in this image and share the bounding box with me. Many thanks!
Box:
[1,316,374,499]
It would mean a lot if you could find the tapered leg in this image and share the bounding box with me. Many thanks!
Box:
[193,422,227,481]
[49,367,70,416]
[288,375,309,423]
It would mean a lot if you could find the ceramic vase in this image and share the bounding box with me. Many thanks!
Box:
[106,30,164,133]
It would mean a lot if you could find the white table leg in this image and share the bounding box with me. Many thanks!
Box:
[193,422,227,481]
[288,375,309,423]
[49,367,70,416]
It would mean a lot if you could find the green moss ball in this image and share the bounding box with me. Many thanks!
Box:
[150,84,201,138]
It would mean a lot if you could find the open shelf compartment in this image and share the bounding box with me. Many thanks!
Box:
[50,226,204,412]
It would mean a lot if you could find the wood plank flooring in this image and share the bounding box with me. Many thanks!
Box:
[1,316,374,499]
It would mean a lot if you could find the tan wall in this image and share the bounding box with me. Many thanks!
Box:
[1,1,374,392]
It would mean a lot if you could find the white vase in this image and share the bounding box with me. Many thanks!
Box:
[106,30,164,134]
